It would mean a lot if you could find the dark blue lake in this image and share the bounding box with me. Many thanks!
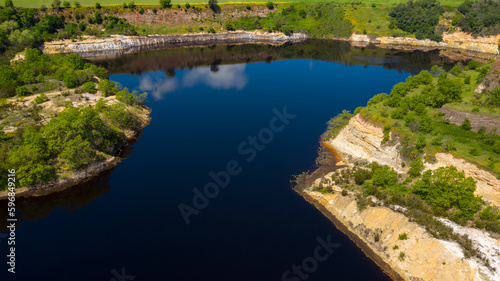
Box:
[1,41,455,280]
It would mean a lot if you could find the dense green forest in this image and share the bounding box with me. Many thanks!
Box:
[0,48,108,98]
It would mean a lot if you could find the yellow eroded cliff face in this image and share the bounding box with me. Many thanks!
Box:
[327,114,407,173]
[306,189,486,281]
[313,113,500,280]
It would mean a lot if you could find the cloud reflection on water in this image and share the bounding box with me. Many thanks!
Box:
[139,75,179,100]
[138,64,249,100]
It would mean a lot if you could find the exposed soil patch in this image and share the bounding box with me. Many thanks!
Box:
[439,106,500,133]
[120,5,273,28]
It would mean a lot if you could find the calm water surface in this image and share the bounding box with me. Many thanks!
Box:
[1,41,457,280]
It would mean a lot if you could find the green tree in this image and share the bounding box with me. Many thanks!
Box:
[266,1,274,9]
[104,103,140,130]
[461,117,472,130]
[34,93,48,104]
[0,64,18,98]
[419,116,433,133]
[354,169,372,185]
[208,0,218,10]
[63,72,78,88]
[94,11,103,24]
[74,1,81,7]
[412,166,483,219]
[8,29,36,48]
[372,166,398,186]
[225,21,235,31]
[95,2,101,9]
[8,145,55,187]
[416,135,426,150]
[413,70,433,85]
[437,72,463,103]
[43,106,112,153]
[67,53,85,70]
[23,126,48,151]
[5,0,13,7]
[16,86,29,97]
[116,88,147,106]
[450,63,462,76]
[63,1,71,8]
[98,79,116,97]
[414,103,426,115]
[390,82,409,97]
[485,87,500,107]
[389,0,444,41]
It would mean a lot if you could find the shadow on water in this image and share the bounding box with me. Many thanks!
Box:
[1,40,472,232]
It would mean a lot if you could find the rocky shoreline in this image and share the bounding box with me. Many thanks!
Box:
[347,32,500,60]
[0,109,151,201]
[296,187,405,281]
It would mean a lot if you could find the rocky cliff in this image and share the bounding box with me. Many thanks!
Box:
[312,113,500,280]
[42,31,308,58]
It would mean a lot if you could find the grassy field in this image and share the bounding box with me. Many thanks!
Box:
[345,5,411,37]
[12,0,466,8]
